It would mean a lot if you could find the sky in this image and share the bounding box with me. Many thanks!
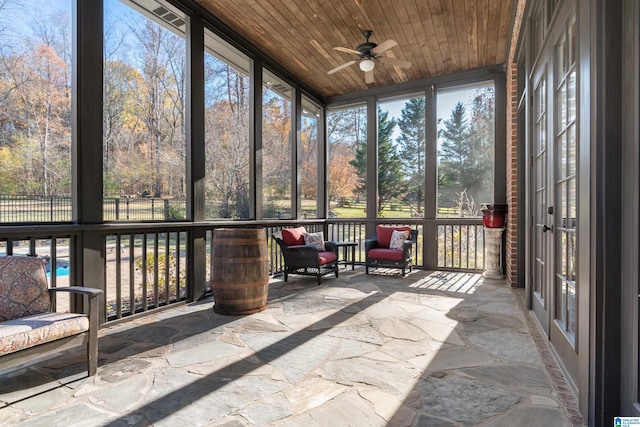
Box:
[379,86,482,144]
[9,0,485,147]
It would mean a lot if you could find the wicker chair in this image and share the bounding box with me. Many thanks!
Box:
[365,225,418,277]
[272,227,339,285]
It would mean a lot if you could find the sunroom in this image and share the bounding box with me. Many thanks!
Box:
[1,0,639,425]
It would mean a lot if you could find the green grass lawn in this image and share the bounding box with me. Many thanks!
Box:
[329,203,416,219]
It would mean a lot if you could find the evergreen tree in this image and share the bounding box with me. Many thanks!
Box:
[350,107,406,215]
[439,101,470,202]
[350,138,367,199]
[468,88,495,204]
[438,88,495,214]
[397,97,425,215]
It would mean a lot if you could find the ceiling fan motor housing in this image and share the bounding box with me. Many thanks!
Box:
[356,30,378,59]
[357,29,377,57]
[356,42,377,56]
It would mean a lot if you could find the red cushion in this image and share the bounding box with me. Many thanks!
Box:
[376,226,412,248]
[368,248,405,261]
[318,251,338,265]
[282,227,307,246]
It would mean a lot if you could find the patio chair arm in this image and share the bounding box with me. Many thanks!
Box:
[324,241,338,254]
[49,286,103,298]
[364,239,377,252]
[401,230,418,258]
[279,243,321,268]
[48,287,103,314]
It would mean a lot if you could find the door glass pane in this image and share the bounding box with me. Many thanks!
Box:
[568,71,576,122]
[535,260,544,296]
[567,277,576,334]
[558,68,567,129]
[327,104,367,218]
[559,181,567,222]
[567,125,577,176]
[262,70,292,219]
[557,132,567,178]
[530,3,545,62]
[554,15,578,340]
[204,28,250,219]
[568,178,577,220]
[104,0,187,221]
[556,272,567,325]
[533,73,547,301]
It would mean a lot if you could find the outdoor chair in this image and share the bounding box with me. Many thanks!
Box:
[365,225,418,277]
[0,256,102,376]
[272,226,339,285]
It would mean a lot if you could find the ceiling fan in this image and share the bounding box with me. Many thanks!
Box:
[327,30,411,84]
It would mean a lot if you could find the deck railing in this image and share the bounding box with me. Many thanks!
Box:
[0,217,486,324]
[438,221,486,271]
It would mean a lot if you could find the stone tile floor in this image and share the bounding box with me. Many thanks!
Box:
[0,269,586,426]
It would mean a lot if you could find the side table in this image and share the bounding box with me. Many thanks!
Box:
[334,241,357,270]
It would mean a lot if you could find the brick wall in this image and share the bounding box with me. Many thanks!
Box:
[504,0,527,286]
[505,62,519,286]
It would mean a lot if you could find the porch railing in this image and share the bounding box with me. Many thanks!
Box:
[0,218,486,325]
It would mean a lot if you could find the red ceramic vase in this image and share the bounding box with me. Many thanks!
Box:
[481,203,508,228]
[482,213,505,228]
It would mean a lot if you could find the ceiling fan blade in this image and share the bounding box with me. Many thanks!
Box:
[327,60,356,74]
[334,46,361,55]
[371,39,397,54]
[364,70,374,84]
[379,56,412,68]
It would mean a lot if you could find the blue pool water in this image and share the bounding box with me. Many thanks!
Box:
[45,260,70,277]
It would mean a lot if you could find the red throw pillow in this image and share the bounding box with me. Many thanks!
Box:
[282,226,307,246]
[376,225,412,248]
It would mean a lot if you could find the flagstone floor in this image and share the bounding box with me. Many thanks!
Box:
[0,268,586,426]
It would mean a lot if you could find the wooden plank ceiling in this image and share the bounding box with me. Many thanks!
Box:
[195,0,514,99]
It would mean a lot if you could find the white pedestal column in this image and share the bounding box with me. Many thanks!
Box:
[483,227,506,280]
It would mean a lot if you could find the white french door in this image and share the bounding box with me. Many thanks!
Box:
[529,7,579,387]
[531,62,550,335]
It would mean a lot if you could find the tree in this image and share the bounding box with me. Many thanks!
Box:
[468,87,495,204]
[438,87,495,214]
[350,107,406,215]
[300,115,318,200]
[397,97,425,215]
[0,3,73,196]
[439,101,469,205]
[349,138,367,199]
[131,19,186,197]
[103,59,145,194]
[327,145,358,204]
[327,107,365,206]
[262,90,292,216]
[16,43,70,196]
[204,63,250,218]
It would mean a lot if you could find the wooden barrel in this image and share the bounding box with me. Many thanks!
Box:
[211,228,269,315]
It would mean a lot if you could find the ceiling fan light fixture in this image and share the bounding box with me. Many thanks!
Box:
[359,59,375,72]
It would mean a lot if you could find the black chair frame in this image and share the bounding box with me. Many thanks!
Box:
[365,229,418,277]
[272,232,339,285]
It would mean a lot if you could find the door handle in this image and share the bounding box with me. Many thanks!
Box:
[542,224,553,233]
